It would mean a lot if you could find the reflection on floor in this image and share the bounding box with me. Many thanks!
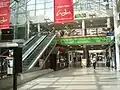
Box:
[18,67,120,90]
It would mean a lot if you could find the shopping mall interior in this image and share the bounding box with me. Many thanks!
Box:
[0,0,120,90]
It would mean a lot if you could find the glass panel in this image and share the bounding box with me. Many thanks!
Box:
[36,4,44,9]
[36,10,44,16]
[46,2,53,8]
[46,0,53,2]
[18,14,26,24]
[29,11,35,16]
[27,5,35,10]
[46,8,54,21]
[36,0,44,3]
[27,0,35,5]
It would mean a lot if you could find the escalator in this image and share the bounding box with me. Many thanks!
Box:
[22,34,47,61]
[23,33,56,71]
[22,35,36,54]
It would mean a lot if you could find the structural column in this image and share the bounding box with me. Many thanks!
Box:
[83,45,90,67]
[82,20,86,36]
[27,21,30,40]
[113,0,120,71]
[108,47,112,57]
[107,17,111,28]
[37,23,40,33]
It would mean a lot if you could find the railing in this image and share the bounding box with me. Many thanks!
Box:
[22,33,56,71]
[22,35,47,61]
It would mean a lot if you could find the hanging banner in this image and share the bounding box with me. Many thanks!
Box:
[0,0,10,29]
[54,0,74,24]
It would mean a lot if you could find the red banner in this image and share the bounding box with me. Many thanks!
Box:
[0,0,10,29]
[54,0,74,24]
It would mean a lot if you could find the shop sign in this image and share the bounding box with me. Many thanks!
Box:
[57,36,111,45]
[0,0,10,29]
[74,13,87,18]
[74,12,96,19]
[54,0,74,24]
[106,32,114,36]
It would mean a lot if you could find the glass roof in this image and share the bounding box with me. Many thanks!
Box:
[74,0,113,11]
[10,0,113,24]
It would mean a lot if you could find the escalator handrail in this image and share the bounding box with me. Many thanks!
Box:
[22,36,40,54]
[27,34,56,70]
[22,35,46,61]
[23,35,36,46]
[40,42,56,69]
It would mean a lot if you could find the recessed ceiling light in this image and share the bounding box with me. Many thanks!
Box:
[90,20,93,22]
[90,24,93,26]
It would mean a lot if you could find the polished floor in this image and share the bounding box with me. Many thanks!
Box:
[18,67,120,90]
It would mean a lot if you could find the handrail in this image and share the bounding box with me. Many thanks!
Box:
[40,42,56,69]
[27,34,56,70]
[22,35,46,61]
[23,35,36,46]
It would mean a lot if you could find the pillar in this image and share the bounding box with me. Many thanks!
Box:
[37,23,40,33]
[83,45,90,67]
[108,47,112,57]
[27,21,30,40]
[113,0,120,71]
[107,17,111,28]
[82,20,86,36]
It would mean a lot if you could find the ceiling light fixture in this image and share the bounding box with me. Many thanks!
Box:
[90,24,93,26]
[90,20,93,22]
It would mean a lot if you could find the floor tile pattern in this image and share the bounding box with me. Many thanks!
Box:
[18,68,120,90]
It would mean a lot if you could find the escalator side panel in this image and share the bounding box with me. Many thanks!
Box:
[23,35,36,46]
[22,34,56,71]
[22,35,46,61]
[28,34,56,70]
[22,35,40,54]
[39,39,57,69]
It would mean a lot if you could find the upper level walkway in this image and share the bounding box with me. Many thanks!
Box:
[16,67,120,90]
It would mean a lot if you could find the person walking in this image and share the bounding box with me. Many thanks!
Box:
[106,56,111,70]
[93,56,97,70]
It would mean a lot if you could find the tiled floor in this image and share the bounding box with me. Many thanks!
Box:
[18,67,120,90]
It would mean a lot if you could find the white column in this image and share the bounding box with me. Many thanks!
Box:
[109,48,111,57]
[27,21,30,39]
[107,17,111,28]
[82,19,85,36]
[113,0,120,71]
[37,23,40,33]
